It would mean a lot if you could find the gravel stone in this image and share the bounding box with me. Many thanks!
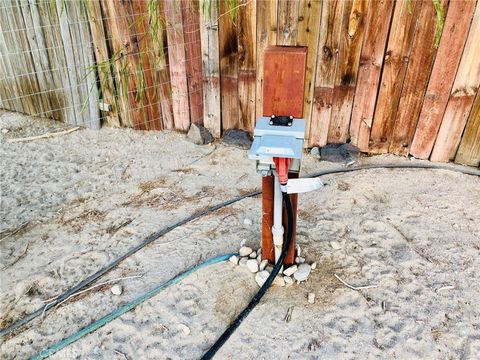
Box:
[283,265,298,277]
[255,270,270,287]
[294,263,311,282]
[239,246,253,257]
[308,293,316,304]
[111,284,123,295]
[229,255,239,265]
[246,259,259,273]
[259,259,268,271]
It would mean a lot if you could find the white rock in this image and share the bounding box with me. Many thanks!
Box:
[283,265,298,277]
[265,265,274,273]
[1,128,9,134]
[246,259,259,273]
[111,284,123,295]
[295,256,305,264]
[284,276,294,286]
[308,293,315,304]
[311,262,317,270]
[249,251,257,258]
[272,276,285,287]
[257,249,262,257]
[229,255,239,265]
[330,241,342,250]
[239,257,248,267]
[239,246,253,257]
[178,323,191,336]
[240,239,246,247]
[255,271,270,287]
[294,263,311,282]
[256,254,262,263]
[259,259,268,271]
[243,218,253,226]
[296,244,301,257]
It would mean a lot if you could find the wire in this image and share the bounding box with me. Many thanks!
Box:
[29,253,236,360]
[2,162,479,338]
[201,191,294,359]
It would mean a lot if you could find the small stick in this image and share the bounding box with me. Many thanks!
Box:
[54,274,143,309]
[284,306,294,323]
[41,274,143,316]
[334,274,378,291]
[6,127,80,143]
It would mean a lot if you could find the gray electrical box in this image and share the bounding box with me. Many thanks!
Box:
[248,117,305,160]
[248,116,306,176]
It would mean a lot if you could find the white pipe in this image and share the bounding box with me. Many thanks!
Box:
[272,172,284,263]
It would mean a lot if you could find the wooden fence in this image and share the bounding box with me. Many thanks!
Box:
[0,0,479,166]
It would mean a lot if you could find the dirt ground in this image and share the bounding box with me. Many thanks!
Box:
[1,110,479,360]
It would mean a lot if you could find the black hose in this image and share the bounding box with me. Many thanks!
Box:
[2,162,478,338]
[201,191,294,360]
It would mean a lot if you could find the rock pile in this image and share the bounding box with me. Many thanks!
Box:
[229,246,316,287]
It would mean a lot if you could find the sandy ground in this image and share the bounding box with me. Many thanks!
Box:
[1,110,479,360]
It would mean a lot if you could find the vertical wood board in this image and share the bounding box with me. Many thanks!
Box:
[328,0,368,144]
[389,0,448,156]
[199,0,221,136]
[430,3,480,162]
[369,0,422,153]
[350,0,394,151]
[309,0,344,146]
[410,0,477,159]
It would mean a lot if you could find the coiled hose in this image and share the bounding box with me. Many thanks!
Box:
[201,191,294,359]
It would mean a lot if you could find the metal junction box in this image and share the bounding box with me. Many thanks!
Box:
[248,116,306,176]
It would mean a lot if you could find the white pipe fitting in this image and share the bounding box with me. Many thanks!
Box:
[272,172,284,263]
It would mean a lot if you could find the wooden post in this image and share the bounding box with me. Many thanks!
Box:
[261,46,307,266]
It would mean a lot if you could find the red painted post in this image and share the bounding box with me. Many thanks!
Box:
[261,46,307,266]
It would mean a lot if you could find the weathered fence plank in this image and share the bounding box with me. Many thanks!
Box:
[277,0,300,46]
[369,0,422,154]
[309,0,344,146]
[431,4,480,162]
[132,0,164,130]
[454,91,480,167]
[155,0,174,130]
[39,0,75,124]
[328,0,368,144]
[85,0,120,127]
[389,0,448,156]
[237,0,256,132]
[182,0,203,126]
[0,2,23,113]
[219,0,239,130]
[256,0,278,119]
[20,0,55,119]
[164,0,190,131]
[102,0,144,129]
[350,0,393,151]
[297,0,322,141]
[199,0,221,136]
[410,0,477,159]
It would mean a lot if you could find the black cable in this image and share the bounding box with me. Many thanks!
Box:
[2,162,478,338]
[201,191,294,360]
